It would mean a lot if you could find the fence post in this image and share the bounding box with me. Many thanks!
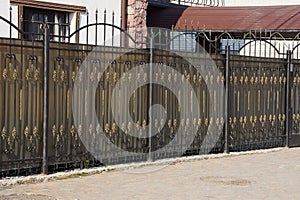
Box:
[148,30,161,161]
[148,31,153,162]
[224,45,230,153]
[285,50,292,148]
[42,21,50,174]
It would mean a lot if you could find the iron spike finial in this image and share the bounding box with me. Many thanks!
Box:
[95,9,98,21]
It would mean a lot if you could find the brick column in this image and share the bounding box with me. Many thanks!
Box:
[127,0,148,30]
[127,0,148,46]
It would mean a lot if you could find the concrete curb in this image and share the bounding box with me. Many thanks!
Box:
[0,147,286,188]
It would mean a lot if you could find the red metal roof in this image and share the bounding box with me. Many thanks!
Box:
[172,5,300,30]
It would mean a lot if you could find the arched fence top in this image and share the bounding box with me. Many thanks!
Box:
[238,39,282,55]
[0,15,23,34]
[292,43,300,54]
[68,22,137,45]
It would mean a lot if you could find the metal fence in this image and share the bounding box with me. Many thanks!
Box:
[170,0,225,7]
[0,11,300,178]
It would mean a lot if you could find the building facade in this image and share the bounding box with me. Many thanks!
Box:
[0,0,122,43]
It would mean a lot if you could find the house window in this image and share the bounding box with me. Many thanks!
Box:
[23,7,69,41]
[10,0,87,42]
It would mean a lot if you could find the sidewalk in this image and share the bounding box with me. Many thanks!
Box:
[0,147,299,200]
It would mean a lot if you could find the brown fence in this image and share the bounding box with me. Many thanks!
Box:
[0,14,300,177]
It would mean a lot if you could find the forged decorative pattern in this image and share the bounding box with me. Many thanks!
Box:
[0,9,300,177]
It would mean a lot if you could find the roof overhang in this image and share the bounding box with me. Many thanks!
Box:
[175,5,300,31]
[148,4,300,37]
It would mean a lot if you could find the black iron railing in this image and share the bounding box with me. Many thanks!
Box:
[0,8,300,178]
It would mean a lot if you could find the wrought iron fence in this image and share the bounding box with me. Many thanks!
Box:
[170,0,225,7]
[0,10,300,178]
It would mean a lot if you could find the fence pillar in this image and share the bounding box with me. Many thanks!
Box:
[148,31,154,162]
[224,45,230,153]
[285,50,292,148]
[42,22,50,174]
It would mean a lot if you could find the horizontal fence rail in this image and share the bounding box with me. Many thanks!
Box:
[0,11,300,178]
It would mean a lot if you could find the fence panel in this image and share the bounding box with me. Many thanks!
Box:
[290,59,300,146]
[2,13,300,177]
[219,33,290,151]
[228,56,286,151]
[0,39,44,176]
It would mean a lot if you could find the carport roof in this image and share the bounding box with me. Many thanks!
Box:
[155,5,300,31]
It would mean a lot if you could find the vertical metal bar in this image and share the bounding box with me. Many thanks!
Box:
[148,31,154,161]
[224,45,230,153]
[67,23,71,156]
[95,9,98,45]
[104,9,107,46]
[286,50,292,147]
[42,22,50,174]
[9,6,12,55]
[112,11,115,46]
[86,11,89,46]
[20,14,24,161]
